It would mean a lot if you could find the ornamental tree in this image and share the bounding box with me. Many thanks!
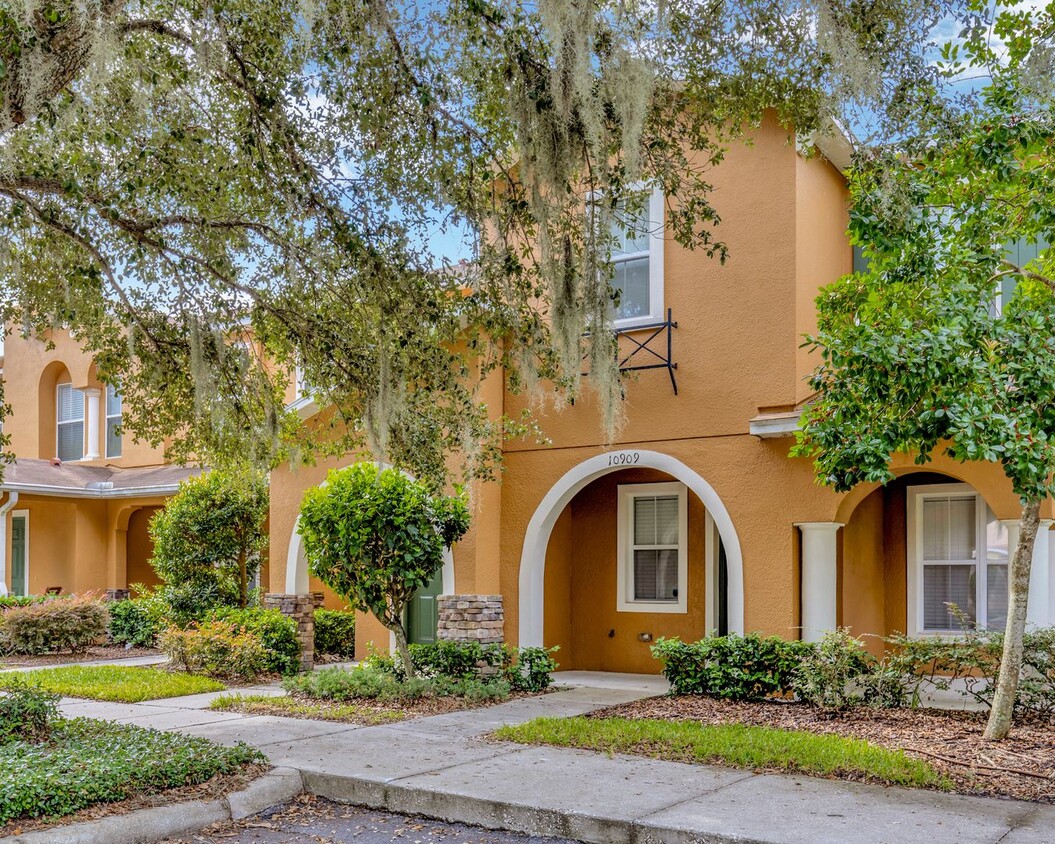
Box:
[0,0,946,482]
[149,469,269,616]
[297,462,470,677]
[794,4,1055,740]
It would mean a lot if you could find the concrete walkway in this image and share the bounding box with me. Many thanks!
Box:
[1,653,168,673]
[56,671,1055,844]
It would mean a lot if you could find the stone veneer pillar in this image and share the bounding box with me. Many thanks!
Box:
[437,595,504,644]
[265,592,324,671]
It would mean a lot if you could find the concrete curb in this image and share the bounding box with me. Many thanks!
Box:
[5,767,304,844]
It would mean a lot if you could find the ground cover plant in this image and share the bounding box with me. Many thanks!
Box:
[0,666,225,702]
[0,718,262,825]
[495,716,949,791]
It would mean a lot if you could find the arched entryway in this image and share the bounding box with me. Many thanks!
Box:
[837,470,1052,647]
[518,450,744,668]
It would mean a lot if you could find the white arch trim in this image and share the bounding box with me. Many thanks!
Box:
[284,462,455,597]
[518,449,745,647]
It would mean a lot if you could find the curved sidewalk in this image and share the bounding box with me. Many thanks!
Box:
[56,671,1055,844]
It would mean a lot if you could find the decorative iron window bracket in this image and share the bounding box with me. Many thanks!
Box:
[616,308,679,395]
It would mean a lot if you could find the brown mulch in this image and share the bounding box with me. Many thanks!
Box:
[0,645,162,668]
[0,763,270,838]
[593,696,1055,803]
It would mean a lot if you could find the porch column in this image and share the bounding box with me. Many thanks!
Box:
[1000,518,1051,628]
[1028,520,1052,628]
[796,522,842,642]
[83,388,101,460]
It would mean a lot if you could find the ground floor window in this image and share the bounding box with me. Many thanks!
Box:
[617,481,688,613]
[907,484,1008,634]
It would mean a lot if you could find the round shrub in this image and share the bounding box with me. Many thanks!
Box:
[158,620,269,681]
[108,598,165,648]
[0,595,109,656]
[207,607,300,675]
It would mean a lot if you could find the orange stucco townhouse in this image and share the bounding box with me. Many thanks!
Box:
[0,329,201,597]
[268,114,1055,674]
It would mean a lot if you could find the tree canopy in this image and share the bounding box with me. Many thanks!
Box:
[0,0,949,481]
[794,3,1055,739]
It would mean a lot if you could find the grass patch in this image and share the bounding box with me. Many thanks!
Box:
[0,666,225,702]
[210,692,405,726]
[1,717,263,824]
[495,717,951,790]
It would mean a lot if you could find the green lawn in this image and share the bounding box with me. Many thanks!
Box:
[495,717,950,790]
[210,692,405,725]
[0,666,225,702]
[1,718,262,824]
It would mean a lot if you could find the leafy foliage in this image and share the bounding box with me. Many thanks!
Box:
[0,665,224,702]
[158,620,269,681]
[791,629,883,711]
[506,645,560,692]
[298,462,469,677]
[206,607,300,675]
[0,595,48,610]
[283,664,509,703]
[0,718,262,823]
[149,469,269,617]
[0,678,59,744]
[107,597,165,648]
[0,594,109,655]
[0,0,947,481]
[651,634,811,700]
[313,609,356,659]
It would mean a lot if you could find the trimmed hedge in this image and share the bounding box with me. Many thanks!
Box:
[651,634,812,700]
[108,597,166,648]
[314,609,355,658]
[0,595,109,655]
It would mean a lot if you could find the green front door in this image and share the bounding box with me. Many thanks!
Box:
[11,515,27,596]
[407,567,443,645]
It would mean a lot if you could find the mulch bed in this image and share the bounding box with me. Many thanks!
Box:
[0,763,270,837]
[0,645,162,668]
[593,696,1055,803]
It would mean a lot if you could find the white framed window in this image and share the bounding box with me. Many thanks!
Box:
[617,482,688,613]
[599,187,665,328]
[907,484,1009,635]
[56,383,85,462]
[105,383,122,458]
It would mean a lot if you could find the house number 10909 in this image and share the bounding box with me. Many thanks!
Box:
[607,451,640,466]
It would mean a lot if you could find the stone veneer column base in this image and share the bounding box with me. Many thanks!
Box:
[265,592,324,671]
[437,595,504,645]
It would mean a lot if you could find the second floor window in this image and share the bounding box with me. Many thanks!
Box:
[106,384,122,458]
[56,383,84,461]
[607,188,665,328]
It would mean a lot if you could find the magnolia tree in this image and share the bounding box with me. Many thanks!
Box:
[150,469,270,617]
[0,0,948,482]
[297,463,470,677]
[795,5,1055,740]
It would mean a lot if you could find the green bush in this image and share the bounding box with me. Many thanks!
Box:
[0,678,59,743]
[208,607,300,675]
[0,596,48,610]
[313,609,356,658]
[158,620,269,681]
[0,718,262,823]
[0,594,109,655]
[409,640,507,680]
[283,664,509,702]
[108,597,166,648]
[791,629,873,710]
[506,645,560,692]
[652,634,812,700]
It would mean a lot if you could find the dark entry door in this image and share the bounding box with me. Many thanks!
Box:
[407,567,443,645]
[717,537,729,637]
[11,515,27,596]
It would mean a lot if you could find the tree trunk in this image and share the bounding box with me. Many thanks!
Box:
[391,619,415,679]
[983,498,1040,741]
[237,549,248,609]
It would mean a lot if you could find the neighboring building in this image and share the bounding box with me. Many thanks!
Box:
[269,112,1055,673]
[0,328,200,596]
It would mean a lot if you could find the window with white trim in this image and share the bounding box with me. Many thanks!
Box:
[908,484,1008,634]
[601,188,665,328]
[105,383,122,458]
[617,482,688,613]
[56,383,85,462]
